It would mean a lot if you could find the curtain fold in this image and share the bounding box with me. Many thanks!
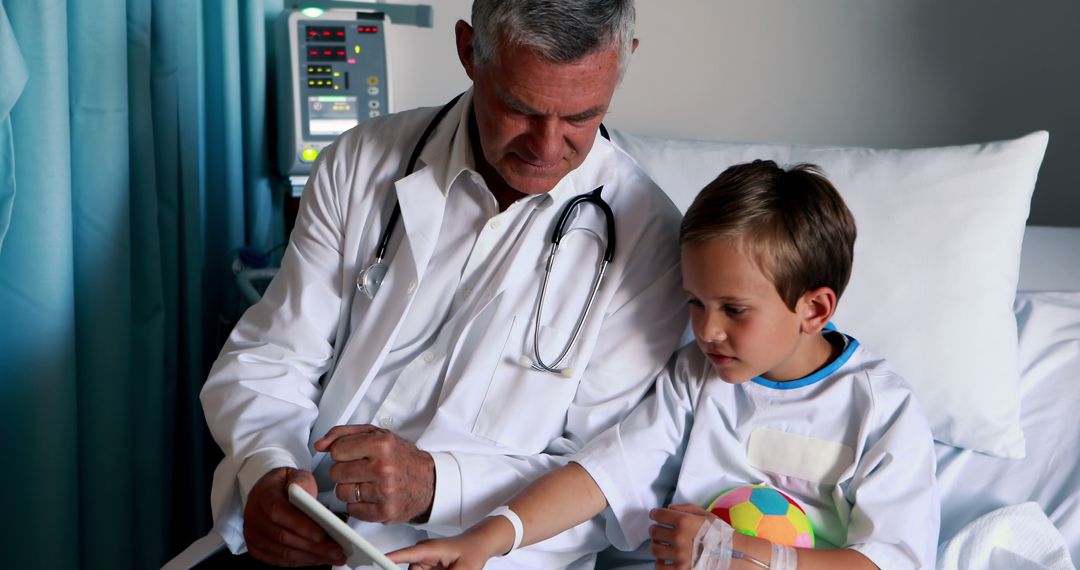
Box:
[0,0,282,567]
[0,3,81,569]
[0,2,26,251]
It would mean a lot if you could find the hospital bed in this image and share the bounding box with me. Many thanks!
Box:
[608,128,1080,568]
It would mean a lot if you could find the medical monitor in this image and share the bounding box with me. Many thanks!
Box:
[278,8,393,191]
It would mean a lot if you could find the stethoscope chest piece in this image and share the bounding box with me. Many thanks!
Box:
[356,259,388,300]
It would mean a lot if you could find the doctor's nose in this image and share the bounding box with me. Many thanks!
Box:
[523,117,565,163]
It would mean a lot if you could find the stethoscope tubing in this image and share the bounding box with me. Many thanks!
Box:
[372,92,465,264]
[356,93,617,376]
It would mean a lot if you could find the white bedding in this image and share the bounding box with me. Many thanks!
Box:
[935,224,1080,567]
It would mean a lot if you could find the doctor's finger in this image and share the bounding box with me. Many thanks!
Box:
[248,497,335,549]
[314,423,382,450]
[325,429,402,463]
[245,524,345,567]
[245,501,345,566]
[346,497,397,524]
[335,481,379,504]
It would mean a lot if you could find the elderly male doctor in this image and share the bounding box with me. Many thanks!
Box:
[198,1,686,567]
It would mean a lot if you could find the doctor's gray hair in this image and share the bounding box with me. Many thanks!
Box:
[470,0,636,80]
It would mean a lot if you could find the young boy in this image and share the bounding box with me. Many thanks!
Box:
[389,161,940,569]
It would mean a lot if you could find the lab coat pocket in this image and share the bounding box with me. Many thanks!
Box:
[472,320,580,453]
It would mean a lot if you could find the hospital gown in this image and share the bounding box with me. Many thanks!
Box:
[576,331,940,569]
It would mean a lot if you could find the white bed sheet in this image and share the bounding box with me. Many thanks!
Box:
[936,289,1080,565]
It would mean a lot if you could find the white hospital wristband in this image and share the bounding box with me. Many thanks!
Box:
[487,506,524,555]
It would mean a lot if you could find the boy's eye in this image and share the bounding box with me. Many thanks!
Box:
[725,306,747,315]
[686,298,704,308]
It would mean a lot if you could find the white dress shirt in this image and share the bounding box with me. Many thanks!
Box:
[200,90,689,568]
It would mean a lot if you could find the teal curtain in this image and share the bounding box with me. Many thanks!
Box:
[0,0,284,567]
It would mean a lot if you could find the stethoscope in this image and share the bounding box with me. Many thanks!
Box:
[355,94,617,376]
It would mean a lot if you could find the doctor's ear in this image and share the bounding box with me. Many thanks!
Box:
[631,38,639,54]
[798,287,837,335]
[455,20,476,78]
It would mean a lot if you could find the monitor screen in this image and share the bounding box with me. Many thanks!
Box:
[308,95,359,136]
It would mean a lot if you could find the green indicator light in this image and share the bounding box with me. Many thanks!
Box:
[301,148,319,162]
[301,7,324,18]
[317,96,348,102]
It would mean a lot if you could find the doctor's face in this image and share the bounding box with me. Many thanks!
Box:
[456,22,622,195]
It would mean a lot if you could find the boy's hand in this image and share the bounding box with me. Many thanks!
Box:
[387,536,480,570]
[648,503,716,569]
[388,515,515,570]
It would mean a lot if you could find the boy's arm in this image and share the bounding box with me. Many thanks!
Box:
[651,507,877,570]
[388,463,608,568]
[729,534,876,569]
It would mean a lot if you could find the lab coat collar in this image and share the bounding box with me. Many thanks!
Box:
[416,89,476,196]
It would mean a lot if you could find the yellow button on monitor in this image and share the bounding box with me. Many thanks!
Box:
[301,148,319,162]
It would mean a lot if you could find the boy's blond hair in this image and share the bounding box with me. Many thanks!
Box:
[679,160,857,310]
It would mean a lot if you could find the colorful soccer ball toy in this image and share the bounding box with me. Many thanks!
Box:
[707,484,815,548]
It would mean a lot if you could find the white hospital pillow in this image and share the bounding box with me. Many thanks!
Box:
[611,129,1048,458]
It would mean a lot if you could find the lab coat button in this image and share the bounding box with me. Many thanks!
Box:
[423,351,435,363]
[379,416,394,428]
[489,219,501,230]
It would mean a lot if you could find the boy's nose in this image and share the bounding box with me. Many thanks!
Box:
[699,318,727,344]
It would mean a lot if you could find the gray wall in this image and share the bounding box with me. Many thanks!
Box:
[387,1,1080,227]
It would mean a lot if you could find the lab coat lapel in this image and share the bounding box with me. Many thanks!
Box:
[308,166,446,449]
[393,165,447,275]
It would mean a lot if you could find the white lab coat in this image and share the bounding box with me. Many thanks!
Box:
[577,334,940,570]
[198,91,688,568]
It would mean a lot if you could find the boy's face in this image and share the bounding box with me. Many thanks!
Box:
[682,238,827,384]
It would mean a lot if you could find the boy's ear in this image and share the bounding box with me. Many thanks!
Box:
[799,287,837,335]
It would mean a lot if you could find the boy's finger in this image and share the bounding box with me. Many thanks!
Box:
[667,503,709,516]
[648,507,682,525]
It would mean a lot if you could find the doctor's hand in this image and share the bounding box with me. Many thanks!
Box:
[243,467,347,567]
[648,503,715,570]
[315,424,436,525]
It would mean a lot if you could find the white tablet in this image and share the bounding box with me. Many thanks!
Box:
[287,483,398,570]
